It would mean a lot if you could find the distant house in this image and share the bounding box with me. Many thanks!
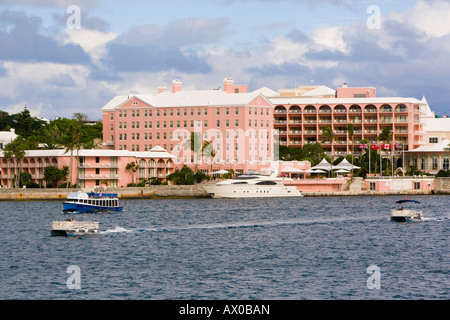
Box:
[0,129,18,150]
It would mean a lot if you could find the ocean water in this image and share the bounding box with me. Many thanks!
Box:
[0,195,448,300]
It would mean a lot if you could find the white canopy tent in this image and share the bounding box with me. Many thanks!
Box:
[311,158,335,171]
[208,169,229,175]
[333,158,360,170]
[280,167,305,173]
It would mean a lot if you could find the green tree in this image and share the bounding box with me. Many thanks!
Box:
[167,166,195,185]
[202,140,216,172]
[302,143,326,166]
[3,137,26,188]
[61,121,82,187]
[44,166,69,188]
[126,161,139,186]
[184,132,203,172]
[346,123,355,179]
[320,125,335,145]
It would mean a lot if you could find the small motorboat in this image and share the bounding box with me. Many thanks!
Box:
[63,191,123,213]
[51,219,99,237]
[390,199,423,222]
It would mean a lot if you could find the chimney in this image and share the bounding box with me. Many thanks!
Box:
[224,77,234,93]
[172,79,182,93]
[342,82,348,88]
[157,86,167,93]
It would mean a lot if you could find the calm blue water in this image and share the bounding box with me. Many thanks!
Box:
[0,195,448,300]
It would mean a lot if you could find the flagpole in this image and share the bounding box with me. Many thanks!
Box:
[369,143,371,175]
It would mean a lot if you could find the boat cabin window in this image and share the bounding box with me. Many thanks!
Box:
[232,182,248,184]
[256,181,277,185]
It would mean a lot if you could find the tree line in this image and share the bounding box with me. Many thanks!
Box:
[1,108,102,188]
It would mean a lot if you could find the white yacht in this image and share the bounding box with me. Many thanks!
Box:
[203,171,303,198]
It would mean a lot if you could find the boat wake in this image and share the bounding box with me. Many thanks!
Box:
[100,216,383,235]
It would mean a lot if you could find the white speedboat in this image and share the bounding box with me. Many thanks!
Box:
[390,199,423,222]
[51,219,99,236]
[203,171,303,198]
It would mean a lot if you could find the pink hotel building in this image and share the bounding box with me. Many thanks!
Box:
[0,78,433,188]
[103,78,430,169]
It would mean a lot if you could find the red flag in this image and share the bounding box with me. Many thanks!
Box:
[382,144,392,150]
[371,145,379,149]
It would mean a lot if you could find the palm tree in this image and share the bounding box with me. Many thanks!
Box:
[346,123,355,179]
[378,127,393,175]
[3,137,26,188]
[202,140,216,172]
[126,161,139,186]
[62,122,82,188]
[184,132,203,172]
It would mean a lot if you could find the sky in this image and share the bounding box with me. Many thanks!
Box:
[0,0,450,120]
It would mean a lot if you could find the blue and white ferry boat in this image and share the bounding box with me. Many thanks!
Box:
[63,191,123,213]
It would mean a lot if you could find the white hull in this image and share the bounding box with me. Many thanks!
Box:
[390,209,423,222]
[203,184,302,198]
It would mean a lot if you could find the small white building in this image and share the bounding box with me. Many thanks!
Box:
[0,129,18,150]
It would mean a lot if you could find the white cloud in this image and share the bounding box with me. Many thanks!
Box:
[56,29,118,64]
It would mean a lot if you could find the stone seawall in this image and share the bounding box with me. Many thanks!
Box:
[0,184,447,201]
[0,185,211,201]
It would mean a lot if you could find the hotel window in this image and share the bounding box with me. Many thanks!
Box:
[131,133,135,140]
[204,108,208,116]
[235,119,239,126]
[204,120,208,128]
[217,108,220,115]
[119,134,122,141]
[145,110,148,117]
[136,110,140,117]
[149,121,152,128]
[110,124,114,131]
[144,121,148,129]
[184,120,187,128]
[226,120,229,127]
[131,145,135,151]
[110,114,114,121]
[123,111,127,117]
[429,137,438,144]
[170,109,173,116]
[170,121,173,128]
[132,110,135,117]
[149,110,152,117]
[354,94,367,98]
[157,110,160,116]
[144,133,148,140]
[157,133,160,139]
[156,121,160,128]
[226,108,229,115]
[190,109,194,116]
[163,110,166,117]
[163,121,166,128]
[190,120,194,128]
[177,109,180,116]
[136,122,139,129]
[177,120,180,128]
[235,108,239,115]
[96,157,100,163]
[136,133,140,140]
[123,134,127,140]
[119,111,122,118]
[249,120,251,127]
[149,133,152,139]
[443,158,449,170]
[131,122,135,129]
[123,122,127,129]
[163,132,167,139]
[170,132,173,139]
[133,101,138,106]
[197,108,201,116]
[217,120,220,127]
[432,157,439,170]
[184,109,187,116]
[144,145,148,151]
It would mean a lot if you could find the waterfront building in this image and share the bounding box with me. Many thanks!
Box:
[405,139,450,174]
[102,78,278,174]
[0,146,175,188]
[269,83,430,167]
